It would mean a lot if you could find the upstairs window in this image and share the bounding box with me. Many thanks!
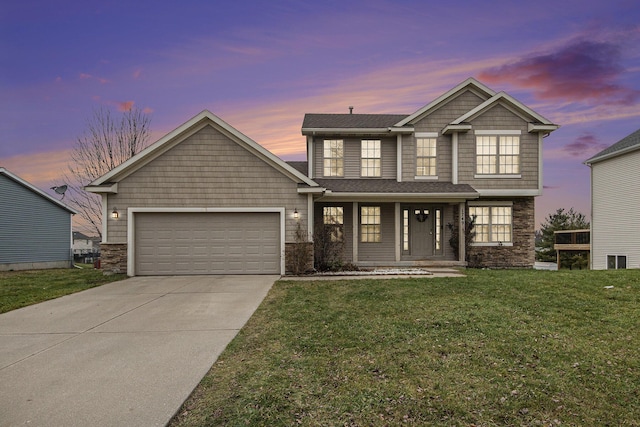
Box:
[361,206,381,242]
[361,140,381,177]
[469,205,512,244]
[476,134,520,175]
[324,140,344,177]
[323,206,344,242]
[416,137,437,177]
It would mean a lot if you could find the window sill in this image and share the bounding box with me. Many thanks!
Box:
[471,242,513,247]
[474,174,521,179]
[414,176,439,180]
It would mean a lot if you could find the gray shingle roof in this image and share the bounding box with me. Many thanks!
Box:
[586,128,640,164]
[302,114,408,129]
[313,179,478,195]
[286,161,308,175]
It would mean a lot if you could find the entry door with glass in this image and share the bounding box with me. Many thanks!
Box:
[402,205,443,259]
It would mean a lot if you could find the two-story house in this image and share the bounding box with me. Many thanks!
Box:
[87,78,557,276]
[300,78,557,269]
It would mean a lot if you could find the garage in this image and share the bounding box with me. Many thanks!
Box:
[134,211,281,275]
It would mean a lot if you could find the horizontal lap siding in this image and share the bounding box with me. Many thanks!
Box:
[107,125,306,243]
[314,137,396,179]
[358,203,395,262]
[0,175,71,264]
[591,151,640,269]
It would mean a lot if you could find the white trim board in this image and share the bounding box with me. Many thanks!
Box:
[126,207,286,276]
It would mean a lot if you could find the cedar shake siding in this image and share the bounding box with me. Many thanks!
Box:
[105,125,308,244]
[89,79,557,274]
[403,90,487,182]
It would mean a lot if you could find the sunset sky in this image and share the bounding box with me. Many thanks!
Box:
[2,0,639,231]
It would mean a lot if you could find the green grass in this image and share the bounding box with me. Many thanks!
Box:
[0,268,125,313]
[170,269,640,426]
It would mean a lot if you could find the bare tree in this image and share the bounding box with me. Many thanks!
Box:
[61,107,152,237]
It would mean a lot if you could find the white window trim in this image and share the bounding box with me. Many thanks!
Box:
[474,130,521,176]
[607,254,628,269]
[468,202,513,247]
[127,207,286,276]
[323,139,344,177]
[474,174,521,179]
[360,139,381,177]
[415,133,438,178]
[475,130,522,135]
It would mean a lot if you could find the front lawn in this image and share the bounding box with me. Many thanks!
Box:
[0,267,125,313]
[170,269,640,426]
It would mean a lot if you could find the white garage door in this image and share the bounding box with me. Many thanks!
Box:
[135,212,280,275]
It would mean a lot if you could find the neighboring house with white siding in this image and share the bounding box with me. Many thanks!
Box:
[585,128,640,270]
[73,232,100,255]
[0,168,77,271]
[87,78,558,276]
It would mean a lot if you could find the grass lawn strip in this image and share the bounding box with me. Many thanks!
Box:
[170,269,640,426]
[0,268,126,313]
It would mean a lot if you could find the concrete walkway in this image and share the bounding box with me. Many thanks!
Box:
[0,275,277,427]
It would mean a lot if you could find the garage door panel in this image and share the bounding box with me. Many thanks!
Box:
[135,212,280,275]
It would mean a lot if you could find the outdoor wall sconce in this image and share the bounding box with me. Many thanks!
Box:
[414,209,429,222]
[293,208,299,220]
[111,208,119,219]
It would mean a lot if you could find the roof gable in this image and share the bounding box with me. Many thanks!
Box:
[394,78,496,126]
[0,168,77,214]
[449,92,558,128]
[585,128,640,165]
[88,110,317,190]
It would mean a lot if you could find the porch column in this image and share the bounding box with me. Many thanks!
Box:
[459,202,466,263]
[395,203,401,262]
[352,202,359,263]
[307,194,314,239]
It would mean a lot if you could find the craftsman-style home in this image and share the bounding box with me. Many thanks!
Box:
[87,78,558,275]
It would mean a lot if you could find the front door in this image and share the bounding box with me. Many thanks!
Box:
[402,205,443,260]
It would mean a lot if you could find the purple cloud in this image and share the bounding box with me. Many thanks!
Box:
[563,132,609,157]
[480,39,639,106]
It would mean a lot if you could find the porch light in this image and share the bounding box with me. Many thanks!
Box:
[111,208,119,219]
[293,208,299,220]
[415,209,429,222]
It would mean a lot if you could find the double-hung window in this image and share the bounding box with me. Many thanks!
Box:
[475,131,520,176]
[416,137,437,177]
[323,206,344,242]
[469,205,512,244]
[324,140,344,177]
[361,140,381,177]
[361,206,381,242]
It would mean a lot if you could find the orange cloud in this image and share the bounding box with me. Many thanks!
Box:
[80,73,92,79]
[132,68,142,79]
[118,101,134,112]
[2,149,72,190]
[216,56,509,159]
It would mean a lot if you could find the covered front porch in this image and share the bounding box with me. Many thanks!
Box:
[312,200,472,269]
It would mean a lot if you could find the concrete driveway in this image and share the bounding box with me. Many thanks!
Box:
[0,275,277,427]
